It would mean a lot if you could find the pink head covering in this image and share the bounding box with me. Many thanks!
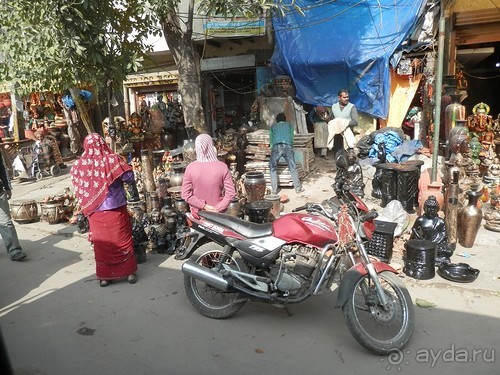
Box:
[195,134,218,162]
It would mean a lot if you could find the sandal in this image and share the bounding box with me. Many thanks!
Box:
[127,274,138,284]
[99,280,110,287]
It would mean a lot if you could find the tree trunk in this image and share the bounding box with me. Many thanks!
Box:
[70,87,95,135]
[162,23,207,135]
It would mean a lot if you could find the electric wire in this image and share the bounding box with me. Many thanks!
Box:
[169,1,367,34]
[210,71,258,95]
[460,69,500,80]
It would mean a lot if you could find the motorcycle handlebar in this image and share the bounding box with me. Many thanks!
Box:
[293,203,336,221]
[360,210,378,223]
[292,204,309,212]
[293,201,376,224]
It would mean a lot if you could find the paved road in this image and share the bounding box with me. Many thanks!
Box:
[1,158,499,375]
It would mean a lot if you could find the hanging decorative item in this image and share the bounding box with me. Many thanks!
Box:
[397,58,412,76]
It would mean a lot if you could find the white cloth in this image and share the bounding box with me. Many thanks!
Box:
[327,118,356,150]
[12,155,31,179]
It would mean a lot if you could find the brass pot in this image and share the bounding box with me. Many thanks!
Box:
[226,198,242,217]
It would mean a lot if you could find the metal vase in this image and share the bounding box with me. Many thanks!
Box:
[146,191,160,214]
[457,190,483,248]
[174,197,189,213]
[444,171,460,246]
[169,163,185,187]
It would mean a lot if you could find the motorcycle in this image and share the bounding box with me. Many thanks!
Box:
[179,192,414,355]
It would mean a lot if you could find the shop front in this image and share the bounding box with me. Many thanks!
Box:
[122,69,186,152]
[451,8,500,119]
[201,54,261,135]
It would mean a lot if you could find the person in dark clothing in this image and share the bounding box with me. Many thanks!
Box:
[0,151,27,261]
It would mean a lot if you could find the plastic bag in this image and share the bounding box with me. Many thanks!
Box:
[376,200,409,237]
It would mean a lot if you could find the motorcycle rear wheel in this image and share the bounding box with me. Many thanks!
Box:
[184,242,247,319]
[343,271,414,355]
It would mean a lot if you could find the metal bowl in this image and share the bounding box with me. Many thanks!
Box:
[437,262,480,283]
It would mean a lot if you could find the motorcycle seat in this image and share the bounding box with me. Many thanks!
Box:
[199,211,273,238]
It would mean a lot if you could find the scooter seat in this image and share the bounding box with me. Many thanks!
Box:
[199,211,273,238]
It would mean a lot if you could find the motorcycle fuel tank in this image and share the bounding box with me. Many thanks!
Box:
[272,213,337,247]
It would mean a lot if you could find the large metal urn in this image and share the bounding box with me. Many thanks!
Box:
[244,171,266,202]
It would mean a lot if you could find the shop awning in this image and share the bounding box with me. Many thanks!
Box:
[270,0,427,118]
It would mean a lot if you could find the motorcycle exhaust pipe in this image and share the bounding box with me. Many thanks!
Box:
[181,260,230,291]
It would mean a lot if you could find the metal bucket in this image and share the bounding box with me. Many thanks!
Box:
[403,239,436,280]
[245,200,273,224]
[264,194,282,220]
[40,202,65,224]
[10,200,39,223]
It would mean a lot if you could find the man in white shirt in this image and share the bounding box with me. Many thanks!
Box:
[330,90,358,157]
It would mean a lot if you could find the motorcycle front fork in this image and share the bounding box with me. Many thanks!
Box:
[350,237,390,309]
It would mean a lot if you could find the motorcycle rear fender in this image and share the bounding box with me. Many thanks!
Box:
[174,232,207,260]
[335,261,397,308]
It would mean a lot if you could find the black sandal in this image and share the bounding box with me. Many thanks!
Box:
[127,274,137,284]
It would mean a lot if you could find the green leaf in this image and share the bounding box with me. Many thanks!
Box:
[415,298,436,308]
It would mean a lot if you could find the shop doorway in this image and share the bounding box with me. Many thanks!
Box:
[457,42,500,118]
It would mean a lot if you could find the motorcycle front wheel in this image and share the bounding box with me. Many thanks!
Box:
[343,271,414,355]
[184,242,247,319]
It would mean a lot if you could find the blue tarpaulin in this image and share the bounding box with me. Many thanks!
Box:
[270,0,427,118]
[62,90,93,109]
[368,131,403,163]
